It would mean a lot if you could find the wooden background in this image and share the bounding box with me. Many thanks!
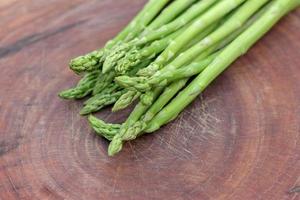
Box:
[0,0,300,199]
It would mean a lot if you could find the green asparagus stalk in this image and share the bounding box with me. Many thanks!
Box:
[138,0,269,77]
[145,0,198,32]
[84,84,119,105]
[69,0,170,73]
[112,20,224,107]
[124,0,270,91]
[121,79,189,142]
[115,53,218,92]
[123,0,172,42]
[108,87,164,156]
[112,90,141,112]
[92,71,116,95]
[137,0,247,77]
[146,0,300,133]
[58,70,100,99]
[115,19,220,75]
[133,0,219,46]
[80,90,126,115]
[110,60,155,112]
[102,0,180,73]
[114,28,185,75]
[88,115,121,141]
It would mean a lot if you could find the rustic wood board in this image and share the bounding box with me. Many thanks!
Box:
[0,0,300,199]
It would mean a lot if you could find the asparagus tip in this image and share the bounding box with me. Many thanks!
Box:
[80,107,91,115]
[108,136,123,156]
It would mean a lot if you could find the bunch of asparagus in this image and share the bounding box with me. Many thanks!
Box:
[59,0,299,156]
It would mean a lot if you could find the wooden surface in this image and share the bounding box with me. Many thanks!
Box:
[0,0,300,199]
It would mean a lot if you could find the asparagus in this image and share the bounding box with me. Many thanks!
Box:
[114,28,185,75]
[91,71,116,95]
[132,0,219,46]
[144,0,198,32]
[115,19,220,75]
[103,0,215,75]
[121,79,189,142]
[102,0,187,73]
[115,53,218,92]
[80,90,126,115]
[146,0,300,132]
[69,0,170,73]
[123,0,173,42]
[108,87,164,156]
[88,115,121,141]
[112,20,223,108]
[112,90,141,112]
[58,70,100,99]
[136,0,247,77]
[111,60,155,112]
[123,0,270,91]
[59,0,299,157]
[137,0,268,77]
[102,0,219,73]
[84,84,119,105]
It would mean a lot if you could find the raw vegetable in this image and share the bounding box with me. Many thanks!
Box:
[59,0,299,156]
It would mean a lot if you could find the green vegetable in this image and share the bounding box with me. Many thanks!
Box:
[146,0,300,132]
[80,90,126,115]
[88,115,120,141]
[92,71,116,95]
[138,0,247,77]
[121,79,189,143]
[59,0,299,156]
[69,0,170,73]
[133,0,219,46]
[102,0,192,73]
[59,70,100,99]
[108,87,164,156]
[115,53,218,92]
[112,90,141,112]
[114,27,185,75]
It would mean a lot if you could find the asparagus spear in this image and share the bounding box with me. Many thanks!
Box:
[115,19,220,75]
[93,56,145,98]
[88,115,121,141]
[80,90,126,115]
[114,27,185,75]
[144,0,198,32]
[146,0,300,132]
[132,0,219,46]
[111,20,222,110]
[112,90,141,112]
[102,0,191,73]
[121,79,189,142]
[104,0,219,74]
[108,87,164,156]
[92,71,116,95]
[111,59,155,112]
[137,0,247,78]
[138,0,267,77]
[119,0,271,91]
[123,0,173,42]
[58,70,100,99]
[115,53,218,92]
[84,84,120,105]
[69,0,170,73]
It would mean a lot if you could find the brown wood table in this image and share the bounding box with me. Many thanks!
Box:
[0,1,300,199]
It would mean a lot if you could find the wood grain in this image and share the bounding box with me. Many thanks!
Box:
[0,1,300,199]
